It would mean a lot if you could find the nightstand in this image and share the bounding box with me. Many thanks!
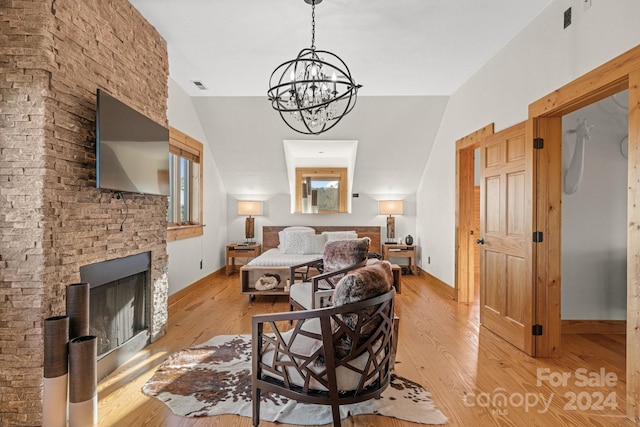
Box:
[382,244,417,275]
[226,243,261,275]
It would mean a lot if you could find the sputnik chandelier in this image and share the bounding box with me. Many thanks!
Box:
[267,0,361,135]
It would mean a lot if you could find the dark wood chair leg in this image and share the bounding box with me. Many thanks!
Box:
[331,403,341,427]
[253,387,260,426]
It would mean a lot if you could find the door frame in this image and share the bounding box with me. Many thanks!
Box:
[528,44,640,421]
[455,124,493,304]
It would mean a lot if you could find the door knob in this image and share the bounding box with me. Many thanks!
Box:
[476,238,485,245]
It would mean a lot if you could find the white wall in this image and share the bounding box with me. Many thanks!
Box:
[417,0,640,286]
[166,78,228,295]
[561,96,628,320]
[195,96,446,253]
[226,192,417,254]
[193,96,448,196]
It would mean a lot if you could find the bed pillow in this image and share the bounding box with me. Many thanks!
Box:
[322,231,358,242]
[303,233,327,254]
[283,226,315,233]
[278,227,316,251]
[280,230,315,254]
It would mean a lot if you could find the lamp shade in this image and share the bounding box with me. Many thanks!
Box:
[379,200,403,216]
[237,201,262,216]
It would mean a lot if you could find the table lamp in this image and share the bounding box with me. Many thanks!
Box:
[379,200,403,243]
[237,201,262,244]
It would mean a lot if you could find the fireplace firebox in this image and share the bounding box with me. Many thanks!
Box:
[80,252,151,380]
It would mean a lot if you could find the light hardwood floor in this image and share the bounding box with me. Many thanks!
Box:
[97,271,632,426]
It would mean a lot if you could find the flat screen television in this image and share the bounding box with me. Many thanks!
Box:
[96,89,170,196]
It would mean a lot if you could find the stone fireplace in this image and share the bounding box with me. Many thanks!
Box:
[0,1,169,425]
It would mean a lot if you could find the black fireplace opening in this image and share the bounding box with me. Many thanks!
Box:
[80,252,151,380]
[89,271,147,356]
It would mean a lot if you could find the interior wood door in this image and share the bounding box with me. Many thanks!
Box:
[479,122,531,352]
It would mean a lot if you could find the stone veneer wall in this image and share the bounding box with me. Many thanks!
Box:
[0,1,169,425]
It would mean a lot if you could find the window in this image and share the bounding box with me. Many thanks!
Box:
[295,167,348,213]
[167,127,203,241]
[283,140,357,213]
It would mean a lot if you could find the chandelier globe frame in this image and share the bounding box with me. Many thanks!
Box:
[267,0,361,135]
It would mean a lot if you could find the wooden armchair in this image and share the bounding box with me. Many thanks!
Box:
[288,237,371,310]
[251,289,395,427]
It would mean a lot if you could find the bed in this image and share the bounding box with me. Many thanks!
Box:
[260,226,381,253]
[240,225,401,299]
[239,226,387,297]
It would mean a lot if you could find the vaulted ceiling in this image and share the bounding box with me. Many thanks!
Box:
[129,0,555,197]
[130,0,554,97]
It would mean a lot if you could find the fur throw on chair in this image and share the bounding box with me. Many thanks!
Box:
[322,237,371,284]
[323,237,370,273]
[332,260,394,358]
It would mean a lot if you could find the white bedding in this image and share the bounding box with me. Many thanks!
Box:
[246,248,321,267]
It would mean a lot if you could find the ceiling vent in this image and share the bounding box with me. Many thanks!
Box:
[192,81,208,90]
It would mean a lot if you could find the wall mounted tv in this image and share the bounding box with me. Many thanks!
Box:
[96,89,170,196]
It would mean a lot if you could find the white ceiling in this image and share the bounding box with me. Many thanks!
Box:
[128,0,554,97]
[127,0,556,200]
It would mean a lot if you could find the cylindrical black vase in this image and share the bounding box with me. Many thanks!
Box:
[69,335,97,427]
[66,283,90,340]
[43,315,69,427]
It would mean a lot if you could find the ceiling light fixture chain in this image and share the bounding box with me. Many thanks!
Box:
[267,0,361,135]
[310,0,316,50]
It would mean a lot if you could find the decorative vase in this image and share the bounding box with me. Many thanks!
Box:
[66,283,90,340]
[43,315,69,427]
[69,335,97,427]
[405,235,414,245]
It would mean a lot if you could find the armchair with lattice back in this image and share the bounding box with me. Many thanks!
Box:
[251,260,395,427]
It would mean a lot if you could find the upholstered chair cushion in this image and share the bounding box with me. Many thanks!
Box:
[288,280,333,310]
[332,260,394,358]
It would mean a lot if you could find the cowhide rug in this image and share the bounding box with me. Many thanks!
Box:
[142,334,448,425]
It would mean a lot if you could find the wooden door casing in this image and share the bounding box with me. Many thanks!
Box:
[455,124,494,304]
[528,43,640,422]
